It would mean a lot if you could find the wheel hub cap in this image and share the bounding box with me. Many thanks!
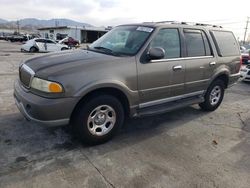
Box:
[209,86,221,106]
[87,105,116,136]
[94,113,106,125]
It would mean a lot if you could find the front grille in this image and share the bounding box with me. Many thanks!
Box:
[19,64,34,88]
[247,71,250,75]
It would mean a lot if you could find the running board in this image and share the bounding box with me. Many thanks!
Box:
[137,95,204,117]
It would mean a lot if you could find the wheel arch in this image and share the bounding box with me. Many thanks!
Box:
[30,46,38,52]
[210,70,230,88]
[70,87,132,123]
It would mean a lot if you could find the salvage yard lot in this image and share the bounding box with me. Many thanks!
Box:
[0,40,250,188]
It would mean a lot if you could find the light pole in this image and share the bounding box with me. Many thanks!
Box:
[243,17,249,44]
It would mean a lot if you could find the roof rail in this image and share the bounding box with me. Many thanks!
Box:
[151,21,222,28]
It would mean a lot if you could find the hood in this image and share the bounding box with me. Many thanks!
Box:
[24,49,119,73]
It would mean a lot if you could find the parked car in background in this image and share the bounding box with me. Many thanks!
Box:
[240,46,246,53]
[21,38,69,52]
[240,46,250,64]
[59,37,80,48]
[1,34,34,43]
[240,64,250,81]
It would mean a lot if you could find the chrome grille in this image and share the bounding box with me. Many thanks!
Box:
[19,64,35,88]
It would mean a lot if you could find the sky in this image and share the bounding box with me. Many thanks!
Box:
[0,0,249,40]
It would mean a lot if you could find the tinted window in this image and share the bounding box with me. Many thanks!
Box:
[184,30,206,57]
[150,29,180,58]
[46,40,55,44]
[201,32,212,56]
[212,31,239,56]
[35,39,45,43]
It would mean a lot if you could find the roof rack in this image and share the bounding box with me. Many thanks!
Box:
[150,21,222,28]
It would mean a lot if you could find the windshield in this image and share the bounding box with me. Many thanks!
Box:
[89,25,154,56]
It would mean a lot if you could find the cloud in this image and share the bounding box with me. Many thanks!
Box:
[0,0,249,39]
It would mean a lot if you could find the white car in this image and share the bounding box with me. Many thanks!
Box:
[240,65,250,81]
[21,38,69,52]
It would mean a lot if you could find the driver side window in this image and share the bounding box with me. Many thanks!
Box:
[150,29,180,59]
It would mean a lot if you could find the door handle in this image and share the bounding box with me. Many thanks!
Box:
[173,65,182,71]
[209,61,216,66]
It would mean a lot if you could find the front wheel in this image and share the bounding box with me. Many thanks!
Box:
[199,79,225,111]
[72,95,124,145]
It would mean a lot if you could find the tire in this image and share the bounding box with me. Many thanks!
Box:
[199,79,225,111]
[30,46,38,52]
[72,95,124,145]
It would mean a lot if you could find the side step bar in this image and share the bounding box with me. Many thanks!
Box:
[137,95,204,117]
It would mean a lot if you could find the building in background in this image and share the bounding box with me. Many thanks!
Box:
[38,26,111,43]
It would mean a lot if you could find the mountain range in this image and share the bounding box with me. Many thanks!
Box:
[0,18,8,24]
[0,18,92,31]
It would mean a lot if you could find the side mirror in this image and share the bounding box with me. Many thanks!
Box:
[147,47,165,60]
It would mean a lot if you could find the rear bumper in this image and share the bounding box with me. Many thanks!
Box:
[14,80,80,126]
[228,73,240,87]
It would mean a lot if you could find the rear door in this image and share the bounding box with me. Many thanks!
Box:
[183,29,216,94]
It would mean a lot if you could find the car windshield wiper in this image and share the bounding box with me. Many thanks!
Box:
[93,46,120,56]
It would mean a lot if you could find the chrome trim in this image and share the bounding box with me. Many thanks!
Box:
[139,90,205,108]
[173,65,182,71]
[151,56,214,63]
[21,64,35,76]
[20,64,35,88]
[14,97,69,126]
[141,83,184,92]
[185,79,210,85]
[209,61,216,66]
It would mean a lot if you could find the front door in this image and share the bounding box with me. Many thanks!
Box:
[137,28,185,107]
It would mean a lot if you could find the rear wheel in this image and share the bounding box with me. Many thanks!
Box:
[199,79,225,111]
[72,95,124,145]
[30,46,38,52]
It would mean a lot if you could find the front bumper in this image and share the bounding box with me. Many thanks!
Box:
[14,80,80,126]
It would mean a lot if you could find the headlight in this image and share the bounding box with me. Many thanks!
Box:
[31,77,63,93]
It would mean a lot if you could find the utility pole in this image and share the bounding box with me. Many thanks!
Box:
[243,17,249,44]
[75,25,77,40]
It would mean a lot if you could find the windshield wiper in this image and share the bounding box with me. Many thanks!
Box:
[93,46,120,56]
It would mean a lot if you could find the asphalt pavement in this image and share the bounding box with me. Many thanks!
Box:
[0,40,250,188]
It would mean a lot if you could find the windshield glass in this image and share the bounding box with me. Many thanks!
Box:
[89,25,154,56]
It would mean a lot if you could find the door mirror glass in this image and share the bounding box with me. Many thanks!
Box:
[147,47,165,60]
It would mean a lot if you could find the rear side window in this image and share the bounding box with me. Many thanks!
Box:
[35,39,45,43]
[184,29,212,57]
[211,31,239,56]
[46,40,55,44]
